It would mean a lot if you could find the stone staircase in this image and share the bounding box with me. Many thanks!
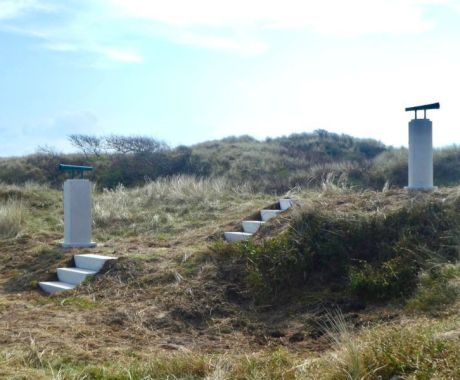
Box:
[39,199,292,293]
[39,254,117,294]
[224,199,293,242]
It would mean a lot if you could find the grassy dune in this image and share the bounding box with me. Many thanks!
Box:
[0,178,458,379]
[3,132,460,195]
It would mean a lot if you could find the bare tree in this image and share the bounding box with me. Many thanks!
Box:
[68,135,104,157]
[105,135,169,154]
[36,145,61,156]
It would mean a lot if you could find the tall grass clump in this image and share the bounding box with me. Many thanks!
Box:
[368,148,408,188]
[0,200,26,239]
[302,317,460,379]
[433,145,460,186]
[321,311,365,379]
[93,175,257,236]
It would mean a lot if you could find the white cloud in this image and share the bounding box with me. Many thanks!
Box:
[94,46,143,63]
[0,1,143,64]
[108,0,445,36]
[42,41,79,52]
[177,32,267,55]
[3,25,144,64]
[99,0,452,54]
[0,0,54,20]
[1,0,452,61]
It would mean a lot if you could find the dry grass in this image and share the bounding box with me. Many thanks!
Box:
[286,316,458,380]
[0,181,458,379]
[0,199,26,239]
[92,175,268,238]
[1,315,459,379]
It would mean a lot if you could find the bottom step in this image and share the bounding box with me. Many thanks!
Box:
[39,281,76,294]
[224,232,252,242]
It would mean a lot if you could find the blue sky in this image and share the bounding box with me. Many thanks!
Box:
[1,0,460,156]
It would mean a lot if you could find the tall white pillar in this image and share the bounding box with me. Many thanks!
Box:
[62,179,96,248]
[408,118,433,189]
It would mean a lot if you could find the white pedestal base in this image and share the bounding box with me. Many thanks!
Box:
[63,179,95,248]
[404,186,437,191]
[61,242,97,248]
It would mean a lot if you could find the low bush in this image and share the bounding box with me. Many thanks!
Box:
[349,257,419,301]
[406,264,460,313]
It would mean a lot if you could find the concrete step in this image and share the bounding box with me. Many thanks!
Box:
[224,232,252,242]
[242,220,265,233]
[279,199,293,211]
[57,267,97,285]
[39,281,76,294]
[74,254,117,271]
[260,209,282,221]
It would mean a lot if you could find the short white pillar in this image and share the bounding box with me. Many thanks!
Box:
[408,118,433,189]
[62,179,96,248]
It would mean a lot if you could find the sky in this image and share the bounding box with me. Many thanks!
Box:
[1,0,460,156]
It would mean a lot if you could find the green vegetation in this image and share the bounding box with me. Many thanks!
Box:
[0,141,459,379]
[0,131,384,191]
[215,189,460,303]
[406,264,460,314]
[2,131,460,193]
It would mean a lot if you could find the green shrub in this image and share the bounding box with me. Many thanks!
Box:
[406,264,460,313]
[349,257,419,301]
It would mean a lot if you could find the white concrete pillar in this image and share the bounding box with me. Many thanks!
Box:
[408,118,433,189]
[62,179,96,248]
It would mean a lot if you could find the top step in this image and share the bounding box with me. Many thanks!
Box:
[279,199,293,211]
[74,254,117,271]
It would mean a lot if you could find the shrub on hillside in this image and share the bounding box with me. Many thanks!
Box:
[406,264,460,313]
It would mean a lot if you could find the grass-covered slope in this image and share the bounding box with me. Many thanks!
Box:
[0,178,458,379]
[216,186,460,306]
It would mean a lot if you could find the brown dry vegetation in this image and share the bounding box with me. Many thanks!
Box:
[0,177,458,379]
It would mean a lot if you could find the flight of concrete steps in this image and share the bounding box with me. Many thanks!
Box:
[39,254,117,294]
[224,199,293,242]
